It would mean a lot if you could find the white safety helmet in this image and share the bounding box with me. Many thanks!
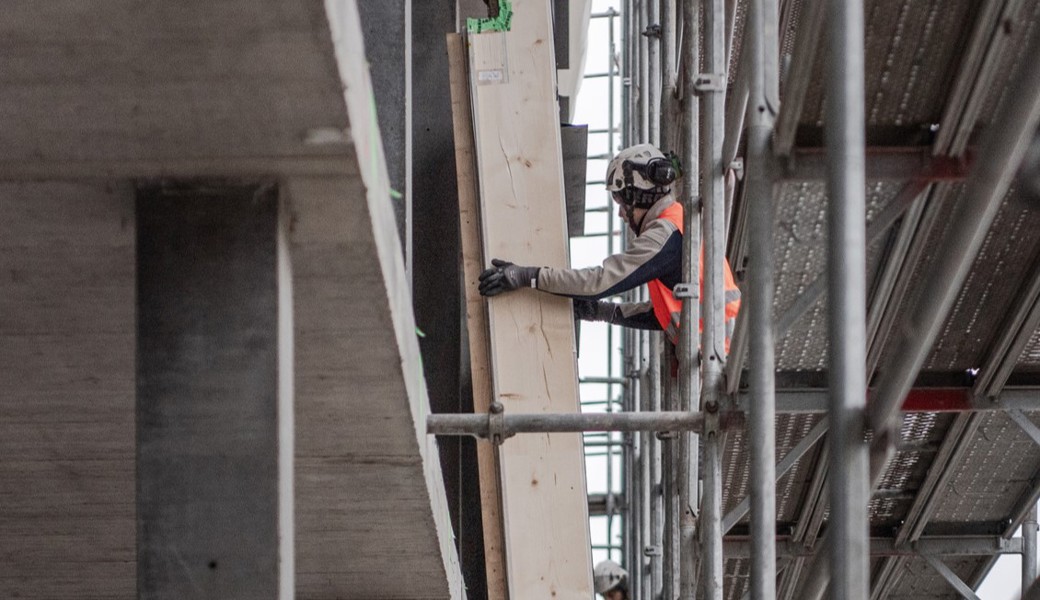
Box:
[593,559,629,595]
[605,144,679,209]
[606,143,667,192]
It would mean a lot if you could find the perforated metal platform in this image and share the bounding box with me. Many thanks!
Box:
[717,0,1040,597]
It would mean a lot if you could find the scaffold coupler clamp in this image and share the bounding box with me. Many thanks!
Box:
[487,401,512,446]
[644,544,662,557]
[656,429,678,441]
[642,23,662,38]
[694,73,726,95]
[729,158,745,181]
[704,406,721,437]
[672,282,698,301]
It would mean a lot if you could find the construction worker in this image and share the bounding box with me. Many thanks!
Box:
[478,143,741,348]
[593,559,629,600]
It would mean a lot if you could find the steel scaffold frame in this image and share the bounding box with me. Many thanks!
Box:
[430,1,1040,598]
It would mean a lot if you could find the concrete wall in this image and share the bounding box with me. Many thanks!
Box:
[1,1,468,597]
[0,182,136,598]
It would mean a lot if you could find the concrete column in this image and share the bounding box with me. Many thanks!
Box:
[136,183,292,600]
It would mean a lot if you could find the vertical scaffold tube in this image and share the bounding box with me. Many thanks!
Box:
[826,0,869,596]
[1025,505,1038,594]
[659,0,677,153]
[678,0,701,597]
[648,5,673,590]
[625,0,638,147]
[647,0,661,146]
[606,9,620,564]
[638,0,649,143]
[700,0,727,596]
[745,0,778,597]
[616,19,637,579]
[648,331,664,598]
[640,370,652,600]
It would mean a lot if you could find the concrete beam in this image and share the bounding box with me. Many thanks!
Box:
[0,157,357,181]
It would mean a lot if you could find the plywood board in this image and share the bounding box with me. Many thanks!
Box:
[466,2,593,597]
[447,33,511,600]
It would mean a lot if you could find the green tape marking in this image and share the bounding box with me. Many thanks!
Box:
[467,0,513,33]
[390,188,403,200]
[416,327,426,338]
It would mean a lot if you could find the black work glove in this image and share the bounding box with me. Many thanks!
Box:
[573,299,618,323]
[478,258,541,297]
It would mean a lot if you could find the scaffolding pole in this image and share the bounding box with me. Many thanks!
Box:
[826,0,870,596]
[621,6,653,595]
[647,0,661,147]
[659,0,677,153]
[625,0,637,148]
[427,411,714,437]
[678,0,702,596]
[649,331,665,599]
[662,375,677,600]
[699,0,727,596]
[1025,505,1038,594]
[634,179,651,600]
[626,330,643,599]
[604,8,622,567]
[635,5,665,593]
[744,0,779,596]
[648,3,673,594]
[622,6,643,588]
[635,0,648,144]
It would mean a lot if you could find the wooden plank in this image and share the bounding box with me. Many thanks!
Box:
[446,33,510,600]
[466,2,593,597]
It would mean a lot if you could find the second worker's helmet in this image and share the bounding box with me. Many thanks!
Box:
[593,559,629,595]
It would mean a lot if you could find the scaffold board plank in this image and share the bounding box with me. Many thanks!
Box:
[465,1,593,597]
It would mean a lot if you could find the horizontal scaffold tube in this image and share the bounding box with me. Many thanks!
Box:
[427,411,743,439]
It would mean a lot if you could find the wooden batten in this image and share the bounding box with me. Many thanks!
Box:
[446,32,510,600]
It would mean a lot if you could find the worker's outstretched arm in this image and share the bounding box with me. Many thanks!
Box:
[539,217,679,299]
[574,299,662,330]
[477,216,681,299]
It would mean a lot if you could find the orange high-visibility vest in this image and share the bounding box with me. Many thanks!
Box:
[646,202,741,350]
